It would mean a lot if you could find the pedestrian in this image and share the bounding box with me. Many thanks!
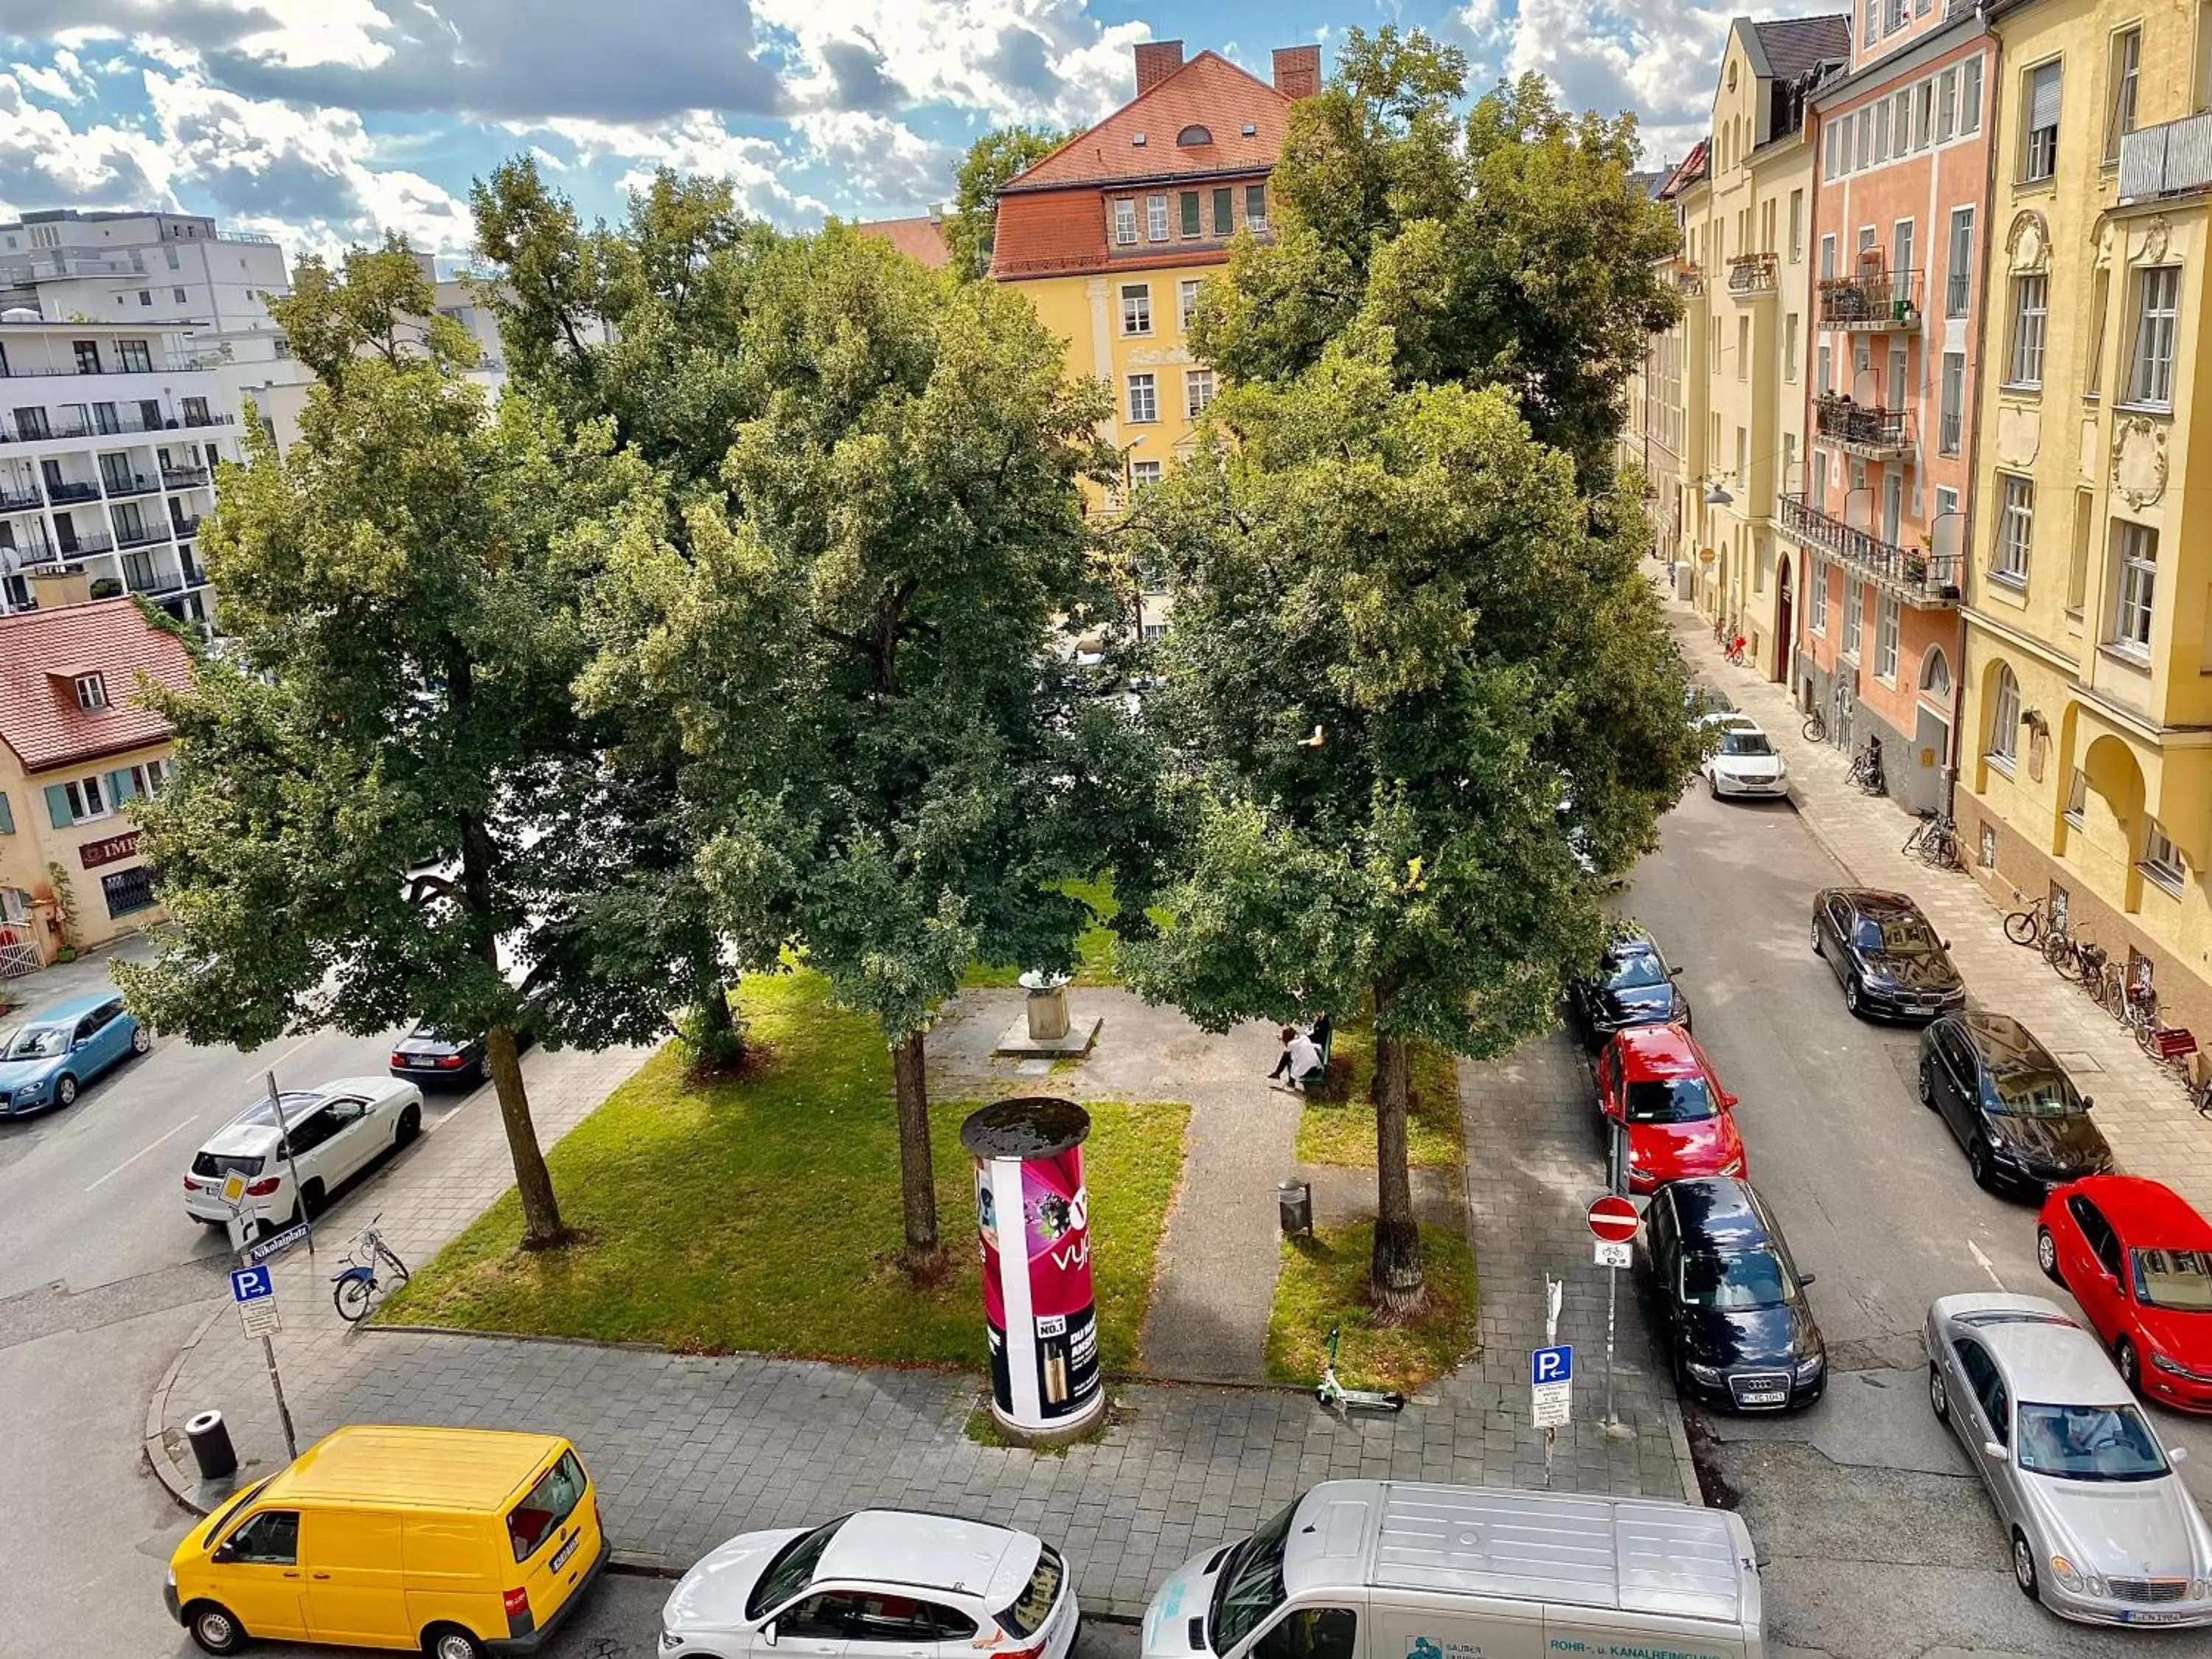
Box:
[1267,1026,1298,1083]
[1275,1025,1324,1091]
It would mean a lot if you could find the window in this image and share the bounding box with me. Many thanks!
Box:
[1790,190,1804,262]
[218,1510,299,1566]
[1989,664,2021,764]
[508,1452,588,1562]
[1921,644,1952,698]
[1892,220,1915,294]
[102,862,159,917]
[1212,187,1233,235]
[136,290,150,307]
[1963,56,1985,133]
[1916,80,1935,150]
[1178,279,1202,332]
[1888,344,1908,408]
[1245,184,1267,231]
[2068,489,2092,609]
[182,395,209,425]
[1826,122,1842,175]
[2024,61,2062,181]
[1810,558,1829,633]
[1994,476,2034,584]
[2008,274,2048,386]
[1145,195,1169,241]
[1818,341,1833,394]
[1126,374,1157,423]
[2127,266,2180,407]
[1820,234,1836,280]
[1736,316,1748,380]
[2107,28,2142,164]
[1946,207,1973,318]
[1186,368,1217,417]
[2084,266,2111,397]
[1875,100,1891,163]
[1857,108,1872,167]
[127,758,170,797]
[1128,459,1162,491]
[1179,191,1201,238]
[1113,199,1136,245]
[164,246,179,270]
[1875,594,1900,681]
[72,339,102,375]
[73,672,105,710]
[1938,69,1958,141]
[1253,1610,1359,1659]
[1784,313,1798,381]
[1120,284,1152,335]
[1940,352,1965,454]
[2065,768,2087,824]
[1843,578,1863,656]
[2142,821,2185,888]
[116,339,151,375]
[2112,520,2156,653]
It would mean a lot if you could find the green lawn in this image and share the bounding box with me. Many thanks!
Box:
[1265,1222,1479,1394]
[1293,1023,1464,1168]
[384,970,1189,1371]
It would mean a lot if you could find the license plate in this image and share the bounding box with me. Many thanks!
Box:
[549,1530,580,1573]
[1740,1389,1787,1405]
[2121,1611,2196,1625]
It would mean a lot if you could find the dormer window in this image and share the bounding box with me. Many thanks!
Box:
[74,673,106,711]
[1177,125,1214,147]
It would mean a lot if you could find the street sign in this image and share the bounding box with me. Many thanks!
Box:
[246,1222,313,1265]
[229,1265,274,1304]
[1531,1343,1573,1386]
[1587,1194,1640,1243]
[1594,1238,1632,1269]
[1531,1382,1571,1429]
[238,1298,281,1339]
[220,1172,248,1208]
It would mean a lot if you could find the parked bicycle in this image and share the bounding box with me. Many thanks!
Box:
[2040,926,2084,980]
[1848,736,1884,796]
[1314,1323,1407,1413]
[1903,811,1961,870]
[2003,893,2053,947]
[1801,706,1827,743]
[1723,633,1748,667]
[332,1216,410,1324]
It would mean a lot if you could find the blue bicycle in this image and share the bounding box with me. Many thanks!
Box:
[332,1216,409,1323]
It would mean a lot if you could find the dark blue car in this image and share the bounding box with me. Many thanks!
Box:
[0,992,147,1114]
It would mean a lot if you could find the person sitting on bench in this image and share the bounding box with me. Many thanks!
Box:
[1269,1023,1327,1091]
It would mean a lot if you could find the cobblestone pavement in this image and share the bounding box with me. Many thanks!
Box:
[1663,584,2212,1217]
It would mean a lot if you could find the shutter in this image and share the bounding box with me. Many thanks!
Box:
[105,767,136,806]
[44,784,73,829]
[0,791,13,834]
[2029,64,2061,132]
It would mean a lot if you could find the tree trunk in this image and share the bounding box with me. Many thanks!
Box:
[1369,980,1427,1317]
[891,1029,945,1281]
[487,1023,569,1249]
[696,978,743,1065]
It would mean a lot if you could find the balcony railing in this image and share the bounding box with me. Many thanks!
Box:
[1672,261,1705,296]
[1818,265,1921,327]
[0,484,41,512]
[1780,495,1963,608]
[2119,111,2212,201]
[1728,252,1778,296]
[102,473,161,499]
[161,465,210,489]
[1814,394,1916,458]
[173,514,204,539]
[55,530,114,556]
[181,411,234,428]
[44,480,100,504]
[112,518,170,549]
[1946,270,1970,318]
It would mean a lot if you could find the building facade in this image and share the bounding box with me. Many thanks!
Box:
[1790,5,1997,813]
[1956,0,2212,1038]
[0,598,192,969]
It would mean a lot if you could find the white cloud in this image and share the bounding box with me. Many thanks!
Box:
[16,49,92,102]
[542,114,829,229]
[790,110,958,210]
[0,70,173,212]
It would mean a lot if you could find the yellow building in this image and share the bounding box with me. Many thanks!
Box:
[0,587,191,970]
[1959,0,2212,1036]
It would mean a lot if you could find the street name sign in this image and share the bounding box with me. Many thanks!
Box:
[246,1222,313,1265]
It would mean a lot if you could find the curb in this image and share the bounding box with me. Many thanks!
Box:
[143,1300,232,1517]
[1658,1394,1702,1507]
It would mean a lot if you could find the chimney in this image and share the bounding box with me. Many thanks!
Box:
[1272,45,1321,100]
[1135,39,1185,96]
[27,566,90,611]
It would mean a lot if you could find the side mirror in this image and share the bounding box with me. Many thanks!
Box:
[1720,1092,1739,1109]
[760,1624,778,1648]
[1942,939,1952,950]
[1983,1440,2008,1462]
[2080,1095,2096,1111]
[1799,1271,1818,1286]
[1669,967,1685,979]
[2170,1445,2188,1466]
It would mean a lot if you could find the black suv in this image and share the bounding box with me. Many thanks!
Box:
[1644,1176,1827,1411]
[1919,1011,2112,1197]
[1811,887,1966,1020]
[1568,931,1690,1049]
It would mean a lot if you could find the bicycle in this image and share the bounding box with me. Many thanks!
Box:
[1902,812,1961,870]
[1801,706,1827,743]
[1848,737,1884,796]
[2003,893,2051,947]
[331,1216,410,1324]
[1314,1323,1407,1413]
[1723,634,1748,667]
[2040,926,2083,980]
[2072,939,2111,1002]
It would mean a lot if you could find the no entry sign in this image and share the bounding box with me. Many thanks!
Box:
[1587,1194,1640,1243]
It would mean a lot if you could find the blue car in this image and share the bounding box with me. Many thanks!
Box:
[0,992,149,1115]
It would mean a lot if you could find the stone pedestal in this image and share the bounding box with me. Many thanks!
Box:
[1026,982,1071,1042]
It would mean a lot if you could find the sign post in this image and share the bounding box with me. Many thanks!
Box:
[1537,1276,1565,1486]
[229,1265,297,1461]
[1587,1195,1641,1434]
[264,1072,316,1274]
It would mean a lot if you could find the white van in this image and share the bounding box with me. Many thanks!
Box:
[1141,1481,1763,1659]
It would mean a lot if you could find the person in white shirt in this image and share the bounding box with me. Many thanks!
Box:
[1270,1025,1325,1090]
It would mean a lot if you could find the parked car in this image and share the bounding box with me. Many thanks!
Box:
[1924,1292,2212,1626]
[167,1425,606,1656]
[0,992,147,1115]
[1686,684,1736,724]
[2037,1175,2212,1409]
[1596,1024,1747,1194]
[1642,1176,1826,1411]
[1919,1012,2112,1197]
[389,989,546,1088]
[660,1510,1078,1659]
[181,1077,423,1234]
[1811,887,1966,1020]
[1568,930,1691,1048]
[1702,715,1788,800]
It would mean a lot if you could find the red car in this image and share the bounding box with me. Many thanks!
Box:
[1596,1025,1748,1195]
[2038,1175,2212,1410]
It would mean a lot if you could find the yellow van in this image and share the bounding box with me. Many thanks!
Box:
[165,1425,608,1658]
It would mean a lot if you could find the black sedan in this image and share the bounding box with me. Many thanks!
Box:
[1644,1176,1826,1411]
[388,991,546,1089]
[1919,1010,2113,1197]
[1810,887,1966,1020]
[1568,930,1691,1049]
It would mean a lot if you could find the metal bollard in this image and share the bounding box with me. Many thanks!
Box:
[1276,1179,1312,1238]
[184,1409,237,1481]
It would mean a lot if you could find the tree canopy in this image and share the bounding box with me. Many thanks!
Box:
[943,125,1065,280]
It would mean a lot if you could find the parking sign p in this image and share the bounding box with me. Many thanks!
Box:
[1531,1343,1573,1386]
[230,1266,274,1303]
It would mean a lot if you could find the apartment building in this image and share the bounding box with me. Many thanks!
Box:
[0,598,192,967]
[1790,4,1997,813]
[0,316,236,630]
[1955,0,2212,1037]
[0,209,289,339]
[1633,145,1713,578]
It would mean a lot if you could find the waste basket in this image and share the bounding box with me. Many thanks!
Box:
[184,1409,237,1481]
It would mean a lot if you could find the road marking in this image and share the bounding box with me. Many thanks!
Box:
[83,1115,201,1192]
[1966,1239,2007,1291]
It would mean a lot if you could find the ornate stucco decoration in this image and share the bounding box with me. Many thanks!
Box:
[2094,219,2116,270]
[2112,417,2169,509]
[2008,209,2051,273]
[2135,216,2173,265]
[1995,404,2040,470]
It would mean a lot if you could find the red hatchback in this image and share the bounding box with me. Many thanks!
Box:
[2037,1175,2212,1411]
[1597,1025,1748,1195]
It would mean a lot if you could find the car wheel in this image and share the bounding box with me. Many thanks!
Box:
[1810,919,1823,956]
[1918,1065,1939,1111]
[2115,1337,2141,1394]
[1968,1138,1994,1192]
[1843,975,1863,1015]
[476,1051,493,1085]
[394,1103,421,1147]
[423,1623,488,1659]
[1927,1362,1950,1423]
[299,1178,326,1220]
[54,1074,77,1107]
[185,1601,247,1655]
[1707,772,1719,799]
[131,1024,152,1055]
[2011,1530,2040,1603]
[2037,1228,2062,1284]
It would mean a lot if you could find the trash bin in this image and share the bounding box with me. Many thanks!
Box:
[184,1409,237,1481]
[1277,1178,1312,1238]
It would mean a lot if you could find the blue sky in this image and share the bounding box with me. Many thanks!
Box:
[0,0,1753,267]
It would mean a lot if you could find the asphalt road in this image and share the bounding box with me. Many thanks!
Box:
[1623,773,2212,1658]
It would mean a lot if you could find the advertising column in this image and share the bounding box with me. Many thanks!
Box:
[959,1096,1104,1436]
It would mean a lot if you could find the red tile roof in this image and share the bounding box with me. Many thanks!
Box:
[0,599,191,774]
[1004,51,1291,193]
[855,215,951,269]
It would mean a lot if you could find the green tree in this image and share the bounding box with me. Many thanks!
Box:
[943,125,1065,280]
[585,225,1135,1276]
[116,242,673,1248]
[1123,333,1700,1310]
[1194,27,1681,481]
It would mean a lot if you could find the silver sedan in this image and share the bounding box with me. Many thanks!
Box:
[1924,1291,2212,1627]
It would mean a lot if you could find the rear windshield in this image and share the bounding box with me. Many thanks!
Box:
[507,1450,588,1562]
[748,1516,847,1618]
[192,1151,265,1178]
[2134,1249,2212,1312]
[1992,1071,2082,1118]
[1719,731,1773,757]
[998,1544,1064,1638]
[1625,1078,1717,1124]
[1856,917,1938,954]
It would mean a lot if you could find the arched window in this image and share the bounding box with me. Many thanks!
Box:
[1919,646,1952,698]
[1988,664,2020,762]
[1176,124,1213,147]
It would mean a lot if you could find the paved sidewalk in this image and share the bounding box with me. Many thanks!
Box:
[1662,584,2212,1215]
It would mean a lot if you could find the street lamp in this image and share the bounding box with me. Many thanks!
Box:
[1703,479,1733,507]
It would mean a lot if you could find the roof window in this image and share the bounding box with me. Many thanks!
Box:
[1178,125,1213,147]
[1241,123,1258,136]
[73,673,107,711]
[1132,131,1147,147]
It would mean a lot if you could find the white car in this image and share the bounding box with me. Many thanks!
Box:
[1703,715,1789,799]
[661,1510,1079,1659]
[182,1077,424,1233]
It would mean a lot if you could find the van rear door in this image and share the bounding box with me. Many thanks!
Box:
[300,1508,409,1646]
[504,1447,601,1638]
